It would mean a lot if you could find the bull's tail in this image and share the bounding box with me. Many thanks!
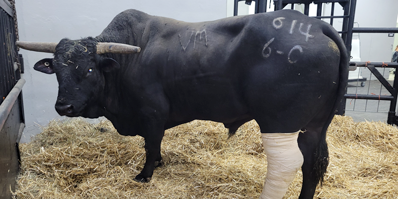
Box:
[315,131,329,185]
[316,25,349,185]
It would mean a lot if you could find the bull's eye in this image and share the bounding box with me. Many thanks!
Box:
[88,68,93,73]
[44,62,50,67]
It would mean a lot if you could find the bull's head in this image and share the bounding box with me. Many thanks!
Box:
[17,38,140,118]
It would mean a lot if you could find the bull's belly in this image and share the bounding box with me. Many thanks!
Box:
[166,82,334,133]
[165,65,338,132]
[167,86,249,124]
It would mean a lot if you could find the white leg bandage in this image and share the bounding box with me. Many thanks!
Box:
[260,132,304,199]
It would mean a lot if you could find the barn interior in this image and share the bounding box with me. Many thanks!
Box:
[1,0,398,198]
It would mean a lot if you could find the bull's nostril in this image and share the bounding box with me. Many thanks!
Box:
[55,104,74,115]
[66,105,73,113]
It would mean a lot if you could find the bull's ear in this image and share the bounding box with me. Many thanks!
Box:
[99,58,120,72]
[34,58,55,74]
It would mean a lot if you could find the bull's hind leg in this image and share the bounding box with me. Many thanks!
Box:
[298,122,329,199]
[260,132,304,199]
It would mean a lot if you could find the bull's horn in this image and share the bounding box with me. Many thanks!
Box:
[16,41,57,53]
[96,42,141,54]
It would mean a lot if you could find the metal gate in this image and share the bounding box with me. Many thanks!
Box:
[0,0,25,198]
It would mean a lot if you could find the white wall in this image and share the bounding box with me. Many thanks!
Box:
[16,0,227,143]
[354,0,398,62]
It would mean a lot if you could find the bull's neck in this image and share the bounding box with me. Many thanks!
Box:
[95,9,150,49]
[99,66,123,116]
[94,9,152,120]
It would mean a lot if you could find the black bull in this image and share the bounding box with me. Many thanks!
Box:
[18,9,348,198]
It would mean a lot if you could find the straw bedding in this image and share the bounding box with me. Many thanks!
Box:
[14,115,398,198]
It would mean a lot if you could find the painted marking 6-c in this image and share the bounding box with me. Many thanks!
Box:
[262,37,303,64]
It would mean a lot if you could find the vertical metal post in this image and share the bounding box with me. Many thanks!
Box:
[330,2,335,26]
[338,0,356,116]
[254,0,259,13]
[345,0,357,53]
[263,0,268,12]
[341,2,349,44]
[234,0,238,16]
[316,2,322,17]
[304,3,310,15]
[274,0,282,10]
[279,0,282,10]
[388,67,398,125]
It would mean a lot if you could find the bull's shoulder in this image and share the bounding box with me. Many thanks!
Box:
[117,9,149,20]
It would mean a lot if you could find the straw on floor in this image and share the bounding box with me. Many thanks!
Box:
[13,115,398,198]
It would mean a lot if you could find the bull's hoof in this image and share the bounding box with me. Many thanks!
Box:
[134,174,151,183]
[154,159,163,168]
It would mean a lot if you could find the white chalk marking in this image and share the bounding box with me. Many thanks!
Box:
[272,17,285,30]
[262,38,275,58]
[289,20,297,34]
[298,23,314,42]
[179,29,208,51]
[288,45,303,64]
[193,30,208,49]
[276,50,284,55]
[178,31,194,51]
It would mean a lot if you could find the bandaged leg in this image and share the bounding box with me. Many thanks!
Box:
[260,132,304,199]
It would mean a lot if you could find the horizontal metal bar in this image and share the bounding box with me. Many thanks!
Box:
[345,94,394,100]
[0,0,13,16]
[313,0,349,3]
[351,62,398,68]
[313,15,349,19]
[352,27,398,33]
[277,0,349,3]
[0,79,25,131]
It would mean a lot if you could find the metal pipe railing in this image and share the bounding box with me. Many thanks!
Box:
[352,27,398,33]
[0,78,25,131]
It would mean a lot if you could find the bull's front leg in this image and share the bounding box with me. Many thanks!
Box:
[134,131,164,182]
